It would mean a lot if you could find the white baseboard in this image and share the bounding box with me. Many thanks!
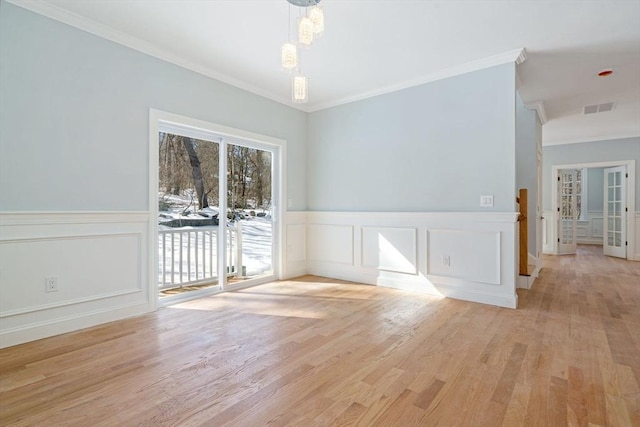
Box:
[281,267,309,280]
[0,302,150,349]
[576,239,604,245]
[517,252,539,290]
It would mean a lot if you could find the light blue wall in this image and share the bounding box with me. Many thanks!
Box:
[515,93,539,254]
[307,63,517,212]
[587,168,604,212]
[0,2,307,211]
[542,137,640,211]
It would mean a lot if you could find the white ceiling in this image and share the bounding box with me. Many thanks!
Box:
[10,0,640,145]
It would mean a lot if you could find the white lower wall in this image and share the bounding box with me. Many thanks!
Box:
[635,212,640,261]
[283,212,308,279]
[577,210,604,245]
[0,212,152,348]
[290,211,519,309]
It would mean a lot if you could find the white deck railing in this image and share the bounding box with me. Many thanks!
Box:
[158,223,243,290]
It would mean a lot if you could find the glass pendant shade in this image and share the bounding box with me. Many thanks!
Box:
[298,16,314,46]
[281,42,297,70]
[292,75,308,103]
[309,6,324,35]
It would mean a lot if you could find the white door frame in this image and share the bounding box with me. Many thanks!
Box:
[536,150,543,263]
[551,160,635,260]
[148,109,287,310]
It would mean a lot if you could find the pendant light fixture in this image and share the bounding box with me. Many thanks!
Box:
[281,42,297,70]
[280,5,297,70]
[298,15,314,46]
[282,0,324,104]
[309,5,324,36]
[292,75,308,103]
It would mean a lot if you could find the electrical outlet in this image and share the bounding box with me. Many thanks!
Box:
[442,255,450,267]
[45,276,59,292]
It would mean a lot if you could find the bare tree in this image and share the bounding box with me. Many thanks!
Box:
[159,134,271,213]
[182,137,209,209]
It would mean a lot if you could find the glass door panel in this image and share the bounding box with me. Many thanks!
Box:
[226,143,274,285]
[158,132,222,300]
[558,169,577,254]
[603,166,626,258]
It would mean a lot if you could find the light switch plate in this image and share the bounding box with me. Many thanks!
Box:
[480,195,494,207]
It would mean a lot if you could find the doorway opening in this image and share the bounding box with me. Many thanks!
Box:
[551,160,635,260]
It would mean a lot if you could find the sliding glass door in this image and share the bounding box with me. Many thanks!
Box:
[156,122,279,301]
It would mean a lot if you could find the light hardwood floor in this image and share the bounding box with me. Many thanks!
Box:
[1,245,638,426]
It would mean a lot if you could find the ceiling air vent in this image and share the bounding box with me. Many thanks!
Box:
[583,102,615,114]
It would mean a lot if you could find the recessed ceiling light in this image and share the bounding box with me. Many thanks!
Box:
[598,69,613,77]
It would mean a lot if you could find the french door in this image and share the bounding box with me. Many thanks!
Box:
[603,166,626,258]
[557,169,577,254]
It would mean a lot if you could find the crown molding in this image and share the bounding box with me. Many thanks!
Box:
[524,100,548,124]
[514,48,528,65]
[8,0,524,115]
[543,131,640,147]
[5,0,306,111]
[306,48,527,112]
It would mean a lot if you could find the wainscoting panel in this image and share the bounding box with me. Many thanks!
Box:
[286,224,306,263]
[0,212,151,348]
[577,221,589,239]
[283,212,308,279]
[577,211,604,245]
[361,227,417,275]
[308,224,353,265]
[305,212,519,308]
[591,217,604,238]
[427,230,500,285]
[0,233,141,316]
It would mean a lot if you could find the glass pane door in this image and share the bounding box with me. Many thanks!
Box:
[603,166,626,258]
[158,133,222,300]
[226,143,274,286]
[558,170,577,254]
